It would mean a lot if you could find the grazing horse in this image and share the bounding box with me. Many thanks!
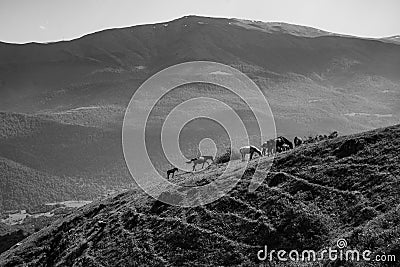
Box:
[262,139,276,156]
[275,136,293,153]
[294,136,303,147]
[239,145,262,161]
[186,156,214,171]
[166,167,178,179]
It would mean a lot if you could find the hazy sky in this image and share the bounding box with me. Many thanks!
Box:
[1,0,399,43]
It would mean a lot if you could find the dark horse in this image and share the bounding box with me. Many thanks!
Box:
[328,131,338,139]
[262,139,276,156]
[166,167,178,179]
[275,136,293,153]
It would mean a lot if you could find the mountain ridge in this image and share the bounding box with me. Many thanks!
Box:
[1,15,398,46]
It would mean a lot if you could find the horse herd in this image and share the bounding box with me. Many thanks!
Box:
[166,131,338,179]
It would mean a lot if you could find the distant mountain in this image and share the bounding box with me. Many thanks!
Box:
[1,124,399,266]
[1,15,399,119]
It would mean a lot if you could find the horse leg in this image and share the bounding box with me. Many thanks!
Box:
[249,152,253,161]
[202,162,205,169]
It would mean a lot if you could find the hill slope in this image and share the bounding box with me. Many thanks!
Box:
[0,156,97,211]
[1,124,399,266]
[0,111,122,177]
[0,112,132,211]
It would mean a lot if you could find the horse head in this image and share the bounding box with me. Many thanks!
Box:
[186,158,196,164]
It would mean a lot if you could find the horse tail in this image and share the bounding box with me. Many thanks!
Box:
[288,141,294,149]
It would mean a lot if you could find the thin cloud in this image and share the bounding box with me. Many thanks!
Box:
[39,25,46,30]
[209,71,232,75]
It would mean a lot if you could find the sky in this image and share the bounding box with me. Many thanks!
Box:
[0,0,399,43]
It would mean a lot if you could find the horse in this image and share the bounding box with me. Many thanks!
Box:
[166,167,178,179]
[294,136,303,147]
[275,136,293,153]
[262,139,276,156]
[186,156,214,171]
[239,145,262,162]
[328,131,338,139]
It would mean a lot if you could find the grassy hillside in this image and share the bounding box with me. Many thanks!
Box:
[0,156,98,211]
[1,124,398,266]
[0,112,122,176]
[0,112,133,211]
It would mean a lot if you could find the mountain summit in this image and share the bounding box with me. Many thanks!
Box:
[0,15,399,114]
